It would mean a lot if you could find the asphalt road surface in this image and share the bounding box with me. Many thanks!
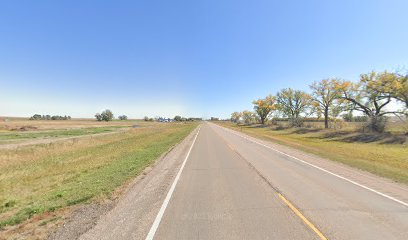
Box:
[80,123,408,240]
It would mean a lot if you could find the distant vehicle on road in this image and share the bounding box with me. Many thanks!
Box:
[157,117,172,123]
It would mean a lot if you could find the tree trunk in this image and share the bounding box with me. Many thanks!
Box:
[324,107,329,129]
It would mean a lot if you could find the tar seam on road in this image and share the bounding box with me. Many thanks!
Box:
[145,127,201,240]
[216,124,408,208]
[214,128,328,240]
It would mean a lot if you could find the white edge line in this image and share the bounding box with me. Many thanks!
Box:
[215,124,408,208]
[145,127,201,240]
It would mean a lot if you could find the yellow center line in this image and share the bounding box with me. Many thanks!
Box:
[214,127,328,239]
[278,193,328,240]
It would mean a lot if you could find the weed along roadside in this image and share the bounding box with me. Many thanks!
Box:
[0,122,198,237]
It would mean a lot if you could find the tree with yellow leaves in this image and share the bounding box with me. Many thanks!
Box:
[276,88,313,127]
[338,71,405,132]
[252,95,276,125]
[310,78,346,128]
[366,71,408,109]
[241,110,256,125]
[230,112,242,123]
[395,73,408,109]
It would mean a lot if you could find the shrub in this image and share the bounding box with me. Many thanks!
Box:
[95,110,114,121]
[342,113,368,123]
[29,114,42,120]
[118,115,128,120]
[288,118,304,127]
[365,116,387,133]
[354,116,369,122]
[30,114,71,120]
[342,112,353,122]
[95,113,103,121]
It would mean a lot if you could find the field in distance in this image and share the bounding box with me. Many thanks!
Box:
[0,118,198,238]
[0,118,140,147]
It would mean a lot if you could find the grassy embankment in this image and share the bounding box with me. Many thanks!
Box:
[216,121,408,184]
[0,122,198,229]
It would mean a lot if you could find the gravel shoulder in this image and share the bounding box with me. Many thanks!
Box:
[47,126,200,240]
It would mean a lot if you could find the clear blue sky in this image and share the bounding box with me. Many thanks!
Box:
[1,0,407,119]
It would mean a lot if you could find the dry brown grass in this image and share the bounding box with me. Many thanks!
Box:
[0,118,139,132]
[0,121,198,238]
[0,119,159,148]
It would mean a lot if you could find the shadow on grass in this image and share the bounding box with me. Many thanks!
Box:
[340,133,389,143]
[380,135,407,144]
[291,128,322,134]
[231,123,406,145]
[320,130,356,139]
[235,124,274,130]
[314,131,406,144]
[245,124,269,129]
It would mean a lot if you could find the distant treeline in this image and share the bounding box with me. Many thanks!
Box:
[144,116,202,122]
[29,114,71,120]
[174,116,202,122]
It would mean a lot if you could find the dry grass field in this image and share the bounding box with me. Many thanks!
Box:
[216,121,408,184]
[0,118,139,148]
[0,119,198,238]
[0,118,135,131]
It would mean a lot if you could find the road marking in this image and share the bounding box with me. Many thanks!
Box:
[216,124,408,208]
[214,127,328,240]
[145,127,201,240]
[278,193,328,240]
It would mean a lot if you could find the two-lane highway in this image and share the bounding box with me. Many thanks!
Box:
[147,123,408,240]
[149,123,319,239]
[80,122,408,240]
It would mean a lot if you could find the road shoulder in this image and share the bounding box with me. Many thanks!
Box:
[48,126,200,240]
[212,123,408,205]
